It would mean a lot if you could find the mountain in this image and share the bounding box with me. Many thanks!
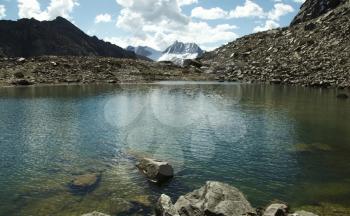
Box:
[0,17,136,59]
[199,0,350,88]
[126,46,162,61]
[291,0,348,25]
[158,41,204,65]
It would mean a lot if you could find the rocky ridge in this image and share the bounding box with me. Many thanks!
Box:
[0,17,136,59]
[200,0,350,88]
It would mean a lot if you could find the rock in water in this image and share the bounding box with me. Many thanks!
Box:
[136,158,174,184]
[81,211,110,216]
[70,173,101,193]
[263,203,288,216]
[174,181,254,216]
[289,210,319,216]
[155,194,180,216]
[337,93,349,99]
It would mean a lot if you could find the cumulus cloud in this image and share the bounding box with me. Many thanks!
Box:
[268,3,294,21]
[253,20,279,32]
[229,0,265,18]
[95,13,112,23]
[177,0,198,6]
[0,5,6,19]
[191,7,228,20]
[17,0,79,21]
[114,0,238,50]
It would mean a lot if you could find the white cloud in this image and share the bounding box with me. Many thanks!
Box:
[95,13,112,23]
[177,0,198,7]
[268,3,294,21]
[253,19,279,32]
[191,7,228,20]
[229,0,265,18]
[114,0,238,50]
[0,5,6,19]
[17,0,79,21]
[293,0,305,3]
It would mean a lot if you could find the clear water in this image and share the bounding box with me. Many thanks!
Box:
[0,82,350,215]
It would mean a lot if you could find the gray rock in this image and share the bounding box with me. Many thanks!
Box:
[156,194,180,216]
[174,181,254,216]
[81,211,110,216]
[263,203,288,216]
[136,158,174,184]
[289,210,318,216]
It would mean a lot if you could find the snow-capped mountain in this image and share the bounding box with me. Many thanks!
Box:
[158,41,204,65]
[126,46,162,61]
[126,41,204,65]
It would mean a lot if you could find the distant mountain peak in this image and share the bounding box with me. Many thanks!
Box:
[163,41,204,55]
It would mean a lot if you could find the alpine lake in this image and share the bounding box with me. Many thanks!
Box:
[0,81,350,215]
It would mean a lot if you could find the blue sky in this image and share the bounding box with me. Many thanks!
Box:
[0,0,305,51]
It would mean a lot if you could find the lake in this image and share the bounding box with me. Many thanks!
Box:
[0,82,350,215]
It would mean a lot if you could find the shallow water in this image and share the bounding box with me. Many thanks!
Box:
[0,82,350,215]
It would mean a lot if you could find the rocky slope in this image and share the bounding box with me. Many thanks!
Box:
[200,0,350,88]
[291,0,348,25]
[0,17,136,59]
[0,56,214,86]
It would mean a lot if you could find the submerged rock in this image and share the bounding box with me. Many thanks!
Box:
[69,173,101,193]
[156,194,180,216]
[136,158,174,184]
[289,210,318,216]
[174,181,254,216]
[263,203,288,216]
[337,93,349,99]
[81,211,110,216]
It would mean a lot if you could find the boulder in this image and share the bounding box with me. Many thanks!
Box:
[13,72,24,79]
[69,173,101,193]
[263,203,288,216]
[155,194,180,216]
[136,158,174,184]
[289,210,318,216]
[174,181,254,216]
[10,79,33,86]
[183,59,202,68]
[81,211,110,216]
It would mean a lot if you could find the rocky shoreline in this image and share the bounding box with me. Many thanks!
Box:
[78,158,321,216]
[0,56,215,87]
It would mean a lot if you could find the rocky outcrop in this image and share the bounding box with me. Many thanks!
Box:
[156,181,254,216]
[200,0,350,88]
[136,158,174,184]
[291,0,348,25]
[0,17,136,59]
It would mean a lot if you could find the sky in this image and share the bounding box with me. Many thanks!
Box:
[0,0,305,51]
